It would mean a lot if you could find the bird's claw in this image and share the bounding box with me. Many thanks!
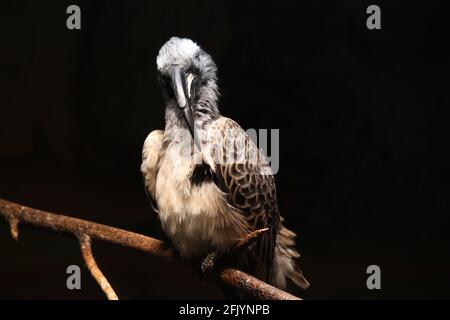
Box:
[199,228,270,275]
[201,251,219,274]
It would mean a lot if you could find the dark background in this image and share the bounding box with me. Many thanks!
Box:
[1,0,449,299]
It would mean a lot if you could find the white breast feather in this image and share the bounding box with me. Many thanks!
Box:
[156,141,243,258]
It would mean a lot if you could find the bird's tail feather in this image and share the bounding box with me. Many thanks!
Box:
[272,225,310,290]
[288,265,310,290]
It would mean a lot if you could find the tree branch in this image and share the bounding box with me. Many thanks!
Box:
[0,198,301,300]
[78,234,119,300]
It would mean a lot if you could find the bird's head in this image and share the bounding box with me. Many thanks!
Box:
[156,37,220,135]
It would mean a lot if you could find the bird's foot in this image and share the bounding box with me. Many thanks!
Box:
[195,229,270,278]
[201,251,220,274]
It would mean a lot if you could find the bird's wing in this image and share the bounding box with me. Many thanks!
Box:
[141,130,164,214]
[205,117,280,283]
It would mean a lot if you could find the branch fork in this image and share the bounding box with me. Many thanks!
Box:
[0,198,301,300]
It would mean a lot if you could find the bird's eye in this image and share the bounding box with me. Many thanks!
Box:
[158,73,170,87]
[157,73,174,98]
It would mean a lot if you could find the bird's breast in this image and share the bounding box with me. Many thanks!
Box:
[154,141,240,259]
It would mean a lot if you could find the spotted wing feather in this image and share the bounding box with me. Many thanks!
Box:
[206,117,280,283]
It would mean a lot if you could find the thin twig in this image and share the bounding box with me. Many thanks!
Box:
[0,198,301,300]
[78,234,119,300]
[9,217,19,241]
[234,227,269,252]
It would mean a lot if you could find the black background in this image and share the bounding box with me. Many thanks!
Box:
[1,0,449,299]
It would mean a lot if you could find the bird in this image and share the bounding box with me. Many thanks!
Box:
[141,36,309,292]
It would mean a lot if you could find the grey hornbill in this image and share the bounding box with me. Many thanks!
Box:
[141,37,309,291]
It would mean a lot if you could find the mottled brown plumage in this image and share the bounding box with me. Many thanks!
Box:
[204,117,309,289]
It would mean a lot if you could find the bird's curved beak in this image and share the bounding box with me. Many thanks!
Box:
[171,65,195,138]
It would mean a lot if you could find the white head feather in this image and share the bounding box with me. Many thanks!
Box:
[156,37,200,74]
